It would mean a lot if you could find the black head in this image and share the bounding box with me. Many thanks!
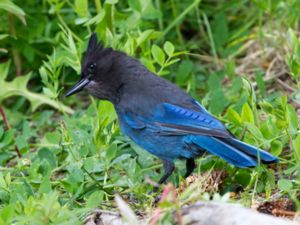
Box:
[65,33,120,101]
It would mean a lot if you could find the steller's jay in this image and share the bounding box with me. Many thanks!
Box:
[66,33,278,188]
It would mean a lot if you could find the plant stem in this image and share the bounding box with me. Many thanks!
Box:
[155,0,164,31]
[202,12,219,69]
[0,106,9,130]
[94,0,102,13]
[8,14,22,76]
[170,0,185,47]
[161,0,201,38]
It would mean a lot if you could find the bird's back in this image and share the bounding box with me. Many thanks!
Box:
[116,69,200,116]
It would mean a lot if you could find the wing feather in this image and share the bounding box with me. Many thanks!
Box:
[123,102,230,138]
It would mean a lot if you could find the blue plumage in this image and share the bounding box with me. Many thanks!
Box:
[117,101,278,167]
[66,33,278,188]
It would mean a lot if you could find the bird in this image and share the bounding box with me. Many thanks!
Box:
[66,33,278,189]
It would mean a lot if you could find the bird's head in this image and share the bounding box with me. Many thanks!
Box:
[65,33,128,102]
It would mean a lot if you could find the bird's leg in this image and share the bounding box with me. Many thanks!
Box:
[185,158,195,178]
[159,160,175,184]
[153,160,174,192]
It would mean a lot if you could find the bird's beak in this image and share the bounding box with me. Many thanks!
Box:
[65,78,90,97]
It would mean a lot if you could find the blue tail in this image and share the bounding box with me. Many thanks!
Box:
[189,136,278,168]
[222,138,278,164]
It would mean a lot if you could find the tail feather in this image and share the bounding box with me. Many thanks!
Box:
[190,136,258,168]
[221,138,278,163]
[189,136,278,168]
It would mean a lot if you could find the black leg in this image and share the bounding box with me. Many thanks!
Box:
[153,160,175,192]
[158,160,175,184]
[185,158,195,178]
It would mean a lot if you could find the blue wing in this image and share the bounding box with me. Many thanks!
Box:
[123,101,231,138]
[121,100,278,166]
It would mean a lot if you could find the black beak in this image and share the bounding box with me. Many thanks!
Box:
[65,78,90,97]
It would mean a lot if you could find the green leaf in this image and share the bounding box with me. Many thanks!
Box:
[0,60,10,80]
[278,179,293,192]
[84,10,105,26]
[0,0,26,24]
[86,191,104,208]
[75,0,89,18]
[270,140,282,156]
[259,101,274,114]
[292,134,300,164]
[245,123,264,140]
[141,57,156,73]
[212,12,228,52]
[224,59,235,78]
[287,104,298,135]
[241,103,254,124]
[163,41,175,57]
[98,100,117,125]
[0,126,4,139]
[22,121,35,140]
[165,58,180,67]
[151,44,165,66]
[209,89,227,115]
[0,204,14,222]
[84,157,104,173]
[242,78,256,105]
[176,60,193,85]
[4,173,10,187]
[137,29,154,46]
[45,132,61,144]
[0,34,9,40]
[38,177,52,194]
[226,108,241,125]
[260,118,278,139]
[1,129,14,147]
[207,72,222,90]
[234,170,251,186]
[106,143,118,163]
[0,62,73,113]
[38,148,57,169]
[230,77,242,95]
[128,0,141,12]
[0,173,7,188]
[39,67,48,84]
[140,0,160,19]
[287,28,298,50]
[0,48,7,53]
[15,135,28,151]
[69,167,84,183]
[106,0,118,4]
[255,72,265,95]
[59,25,81,73]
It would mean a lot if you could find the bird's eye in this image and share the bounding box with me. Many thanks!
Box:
[88,63,96,73]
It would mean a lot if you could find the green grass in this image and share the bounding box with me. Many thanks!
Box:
[0,0,300,224]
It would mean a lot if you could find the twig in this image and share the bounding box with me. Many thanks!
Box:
[0,106,10,130]
[272,209,296,217]
[276,79,297,93]
[265,55,278,79]
[252,69,286,88]
[213,168,226,190]
[14,146,21,158]
[188,53,221,63]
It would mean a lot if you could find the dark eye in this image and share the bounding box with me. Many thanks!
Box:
[88,63,96,73]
